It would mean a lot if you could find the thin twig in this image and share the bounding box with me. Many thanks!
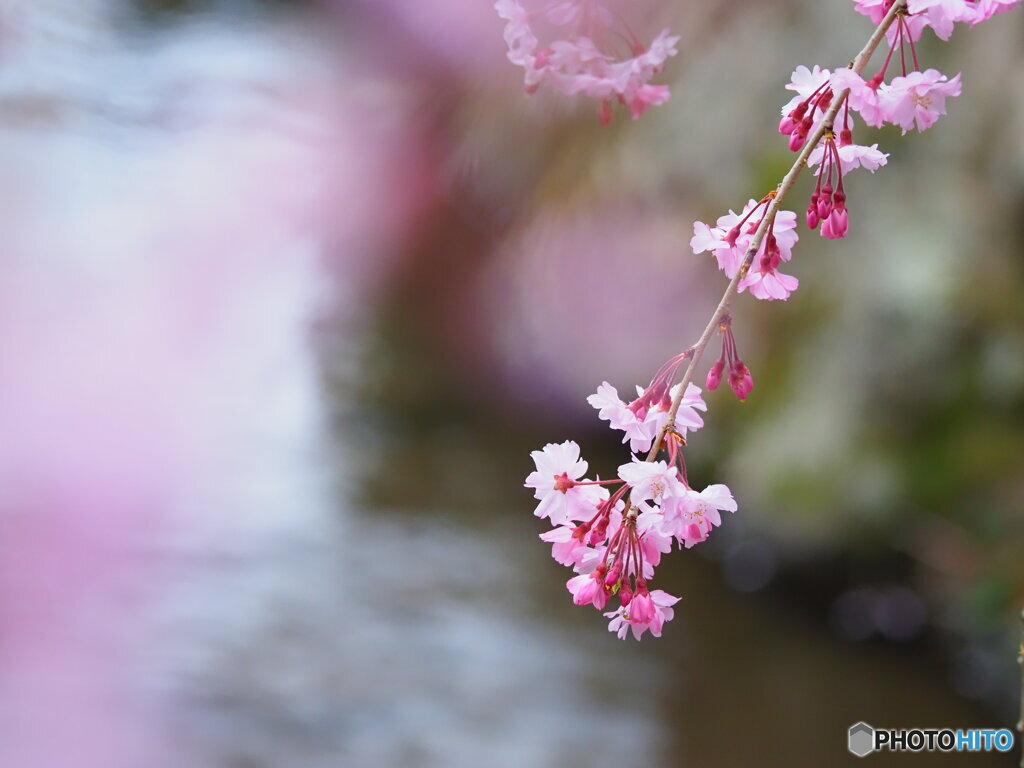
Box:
[643,0,907,464]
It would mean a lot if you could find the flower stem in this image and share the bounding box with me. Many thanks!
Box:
[643,0,907,464]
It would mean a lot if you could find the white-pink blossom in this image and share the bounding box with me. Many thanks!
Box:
[588,380,706,455]
[691,201,800,302]
[604,588,680,640]
[539,523,589,567]
[617,459,682,505]
[495,0,680,122]
[831,69,887,128]
[662,484,737,548]
[636,509,673,573]
[587,381,658,453]
[880,69,962,133]
[525,440,608,525]
[808,142,889,176]
[567,569,610,609]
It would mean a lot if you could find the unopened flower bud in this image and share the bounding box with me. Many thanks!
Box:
[817,184,833,218]
[728,361,754,401]
[821,208,849,239]
[706,358,725,390]
[604,563,623,588]
[618,583,633,606]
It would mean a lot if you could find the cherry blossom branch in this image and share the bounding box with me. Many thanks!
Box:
[521,0,1013,640]
[643,0,906,464]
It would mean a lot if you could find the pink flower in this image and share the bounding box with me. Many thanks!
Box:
[851,0,946,41]
[808,142,889,176]
[781,65,832,115]
[568,567,610,609]
[588,380,706,455]
[741,264,800,302]
[880,69,962,133]
[540,523,589,566]
[588,381,658,453]
[525,440,608,525]
[636,509,673,572]
[779,66,834,151]
[851,0,893,24]
[662,484,737,548]
[604,588,680,639]
[691,201,801,301]
[649,382,707,436]
[831,69,887,128]
[906,0,1020,38]
[617,459,682,505]
[495,0,680,122]
[964,0,1021,25]
[908,0,967,39]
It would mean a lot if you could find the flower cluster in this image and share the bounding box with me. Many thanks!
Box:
[690,195,801,301]
[526,367,737,640]
[516,0,1019,638]
[495,0,680,123]
[854,0,1019,40]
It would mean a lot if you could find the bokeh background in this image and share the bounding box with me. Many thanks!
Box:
[1,0,1022,766]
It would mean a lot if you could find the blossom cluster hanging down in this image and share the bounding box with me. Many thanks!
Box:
[495,0,680,123]
[526,372,737,640]
[515,0,1020,639]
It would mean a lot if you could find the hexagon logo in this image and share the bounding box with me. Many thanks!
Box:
[848,722,875,758]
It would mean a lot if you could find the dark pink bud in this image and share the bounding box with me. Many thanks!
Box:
[788,131,806,152]
[778,116,796,135]
[833,188,847,212]
[728,361,754,401]
[806,205,819,230]
[604,563,623,588]
[706,358,725,390]
[762,234,781,270]
[821,209,849,239]
[627,397,648,420]
[725,225,741,246]
[839,128,853,147]
[628,591,655,624]
[619,583,633,607]
[817,184,833,219]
